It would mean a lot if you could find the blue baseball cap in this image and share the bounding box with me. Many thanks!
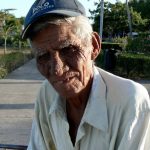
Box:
[21,0,86,39]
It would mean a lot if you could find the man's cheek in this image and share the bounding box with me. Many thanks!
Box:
[37,64,49,77]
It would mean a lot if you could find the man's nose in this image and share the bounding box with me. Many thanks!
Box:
[51,51,64,76]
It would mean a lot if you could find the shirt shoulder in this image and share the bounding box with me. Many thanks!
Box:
[96,67,150,113]
[35,79,59,115]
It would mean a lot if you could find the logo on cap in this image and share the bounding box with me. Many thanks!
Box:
[36,0,47,6]
[32,0,54,16]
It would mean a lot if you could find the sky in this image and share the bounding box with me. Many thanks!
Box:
[0,0,125,18]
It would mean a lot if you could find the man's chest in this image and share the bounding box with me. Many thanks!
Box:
[50,114,110,150]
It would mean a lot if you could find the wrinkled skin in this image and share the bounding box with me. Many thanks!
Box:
[31,23,101,145]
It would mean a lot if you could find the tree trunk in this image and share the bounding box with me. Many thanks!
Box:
[4,37,7,55]
[19,40,21,50]
[126,0,133,38]
[100,0,104,40]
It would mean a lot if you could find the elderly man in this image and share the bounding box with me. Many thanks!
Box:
[22,0,150,149]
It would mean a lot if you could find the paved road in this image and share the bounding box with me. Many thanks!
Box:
[0,59,149,147]
[0,59,44,146]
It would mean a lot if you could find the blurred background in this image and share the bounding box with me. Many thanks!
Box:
[0,0,150,79]
[0,0,149,149]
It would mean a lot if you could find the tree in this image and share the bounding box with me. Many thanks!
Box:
[0,11,28,53]
[11,17,24,50]
[0,12,4,32]
[90,1,148,39]
[126,0,132,38]
[129,0,150,30]
[129,0,150,19]
[0,12,16,54]
[131,8,148,32]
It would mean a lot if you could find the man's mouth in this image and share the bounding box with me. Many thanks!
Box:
[50,72,79,85]
[53,76,74,84]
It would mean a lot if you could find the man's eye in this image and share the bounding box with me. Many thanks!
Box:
[37,53,50,64]
[61,45,78,55]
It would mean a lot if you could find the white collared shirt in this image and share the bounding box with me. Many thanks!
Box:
[27,67,150,150]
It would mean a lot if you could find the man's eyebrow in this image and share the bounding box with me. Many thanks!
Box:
[55,40,74,49]
[34,40,80,55]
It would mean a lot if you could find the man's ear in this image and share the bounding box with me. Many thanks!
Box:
[91,32,101,60]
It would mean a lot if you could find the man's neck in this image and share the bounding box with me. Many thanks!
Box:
[66,76,93,145]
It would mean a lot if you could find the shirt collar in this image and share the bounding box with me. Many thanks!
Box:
[82,66,108,132]
[48,85,66,116]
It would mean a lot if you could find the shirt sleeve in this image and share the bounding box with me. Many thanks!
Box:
[27,119,47,150]
[27,82,56,150]
[118,87,150,150]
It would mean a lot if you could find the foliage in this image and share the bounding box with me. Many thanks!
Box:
[96,41,126,72]
[11,17,26,49]
[102,42,123,51]
[126,32,150,53]
[96,51,150,79]
[0,11,29,50]
[90,1,148,38]
[0,52,33,78]
[0,67,7,79]
[129,0,150,28]
[112,36,128,51]
[115,52,150,79]
[130,7,148,32]
[0,52,25,72]
[0,13,16,53]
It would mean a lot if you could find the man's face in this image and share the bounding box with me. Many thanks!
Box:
[31,24,94,98]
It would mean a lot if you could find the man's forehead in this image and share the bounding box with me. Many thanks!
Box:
[33,23,72,39]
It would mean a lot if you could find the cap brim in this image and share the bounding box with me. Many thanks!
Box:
[21,10,82,39]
